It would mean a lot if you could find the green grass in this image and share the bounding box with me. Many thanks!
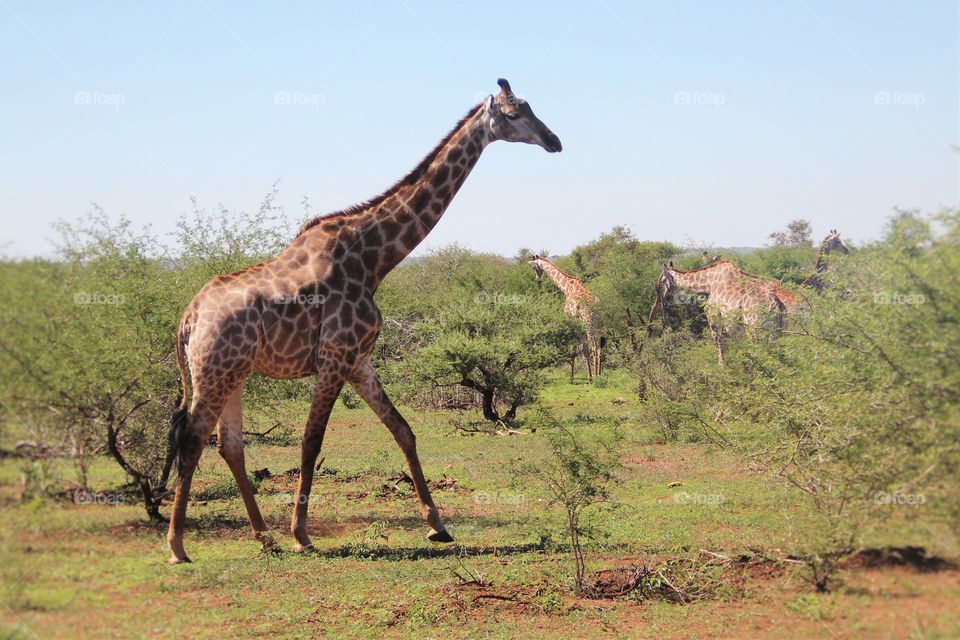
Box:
[1,371,958,639]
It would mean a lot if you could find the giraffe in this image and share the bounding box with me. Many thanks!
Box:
[165,78,562,564]
[528,256,604,382]
[647,260,787,365]
[700,250,722,266]
[801,229,849,293]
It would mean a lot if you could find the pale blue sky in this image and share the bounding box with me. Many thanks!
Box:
[1,1,957,258]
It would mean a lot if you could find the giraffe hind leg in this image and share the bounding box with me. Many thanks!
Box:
[215,385,276,553]
[167,378,244,564]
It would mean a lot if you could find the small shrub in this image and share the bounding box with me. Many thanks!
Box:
[516,410,622,593]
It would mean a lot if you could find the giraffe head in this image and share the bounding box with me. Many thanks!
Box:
[484,79,562,153]
[650,263,682,326]
[528,255,547,282]
[823,229,849,255]
[656,262,679,299]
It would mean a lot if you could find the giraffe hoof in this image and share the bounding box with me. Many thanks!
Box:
[257,533,281,554]
[260,542,283,556]
[168,555,192,565]
[292,543,316,554]
[427,528,454,543]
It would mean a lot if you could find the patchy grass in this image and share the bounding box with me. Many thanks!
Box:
[1,373,958,639]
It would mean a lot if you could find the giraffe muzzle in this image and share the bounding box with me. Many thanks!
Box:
[544,133,563,153]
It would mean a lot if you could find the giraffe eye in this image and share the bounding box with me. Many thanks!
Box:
[505,111,520,121]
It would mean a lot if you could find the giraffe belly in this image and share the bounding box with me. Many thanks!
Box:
[252,345,316,379]
[251,305,320,379]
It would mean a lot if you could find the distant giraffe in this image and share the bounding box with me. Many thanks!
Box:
[701,250,722,266]
[801,229,849,293]
[648,260,787,365]
[164,78,562,564]
[528,256,604,382]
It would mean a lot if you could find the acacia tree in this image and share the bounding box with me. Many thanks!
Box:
[768,218,814,248]
[409,295,581,423]
[565,228,680,357]
[0,209,179,519]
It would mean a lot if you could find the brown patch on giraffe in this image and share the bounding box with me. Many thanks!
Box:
[431,164,450,188]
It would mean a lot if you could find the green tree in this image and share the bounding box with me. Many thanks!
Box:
[566,226,681,359]
[768,218,814,248]
[409,294,582,423]
[0,188,302,519]
[0,209,179,518]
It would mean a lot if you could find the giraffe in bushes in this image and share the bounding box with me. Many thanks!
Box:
[700,250,722,265]
[165,79,562,564]
[801,229,850,293]
[647,230,849,362]
[528,256,605,383]
[648,260,788,365]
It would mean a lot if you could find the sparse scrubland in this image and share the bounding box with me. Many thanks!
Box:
[1,202,958,638]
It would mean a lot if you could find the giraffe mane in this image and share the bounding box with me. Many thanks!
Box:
[296,102,486,238]
[536,257,580,282]
[668,259,740,275]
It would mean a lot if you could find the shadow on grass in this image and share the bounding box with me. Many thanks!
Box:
[840,546,958,573]
[312,540,549,561]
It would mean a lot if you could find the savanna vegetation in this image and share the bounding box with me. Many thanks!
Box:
[1,197,958,638]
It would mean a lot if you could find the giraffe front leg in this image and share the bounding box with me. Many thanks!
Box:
[708,321,725,367]
[583,340,594,384]
[588,333,602,378]
[349,361,452,543]
[290,375,343,552]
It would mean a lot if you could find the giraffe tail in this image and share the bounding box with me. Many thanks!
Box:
[168,316,192,479]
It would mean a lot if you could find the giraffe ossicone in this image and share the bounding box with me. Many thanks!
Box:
[165,79,562,564]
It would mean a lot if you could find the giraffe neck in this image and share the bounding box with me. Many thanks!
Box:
[539,260,584,301]
[353,104,491,287]
[813,243,830,274]
[669,269,718,295]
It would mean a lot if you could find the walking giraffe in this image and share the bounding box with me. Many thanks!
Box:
[648,260,787,365]
[801,229,849,293]
[528,256,604,382]
[165,79,562,564]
